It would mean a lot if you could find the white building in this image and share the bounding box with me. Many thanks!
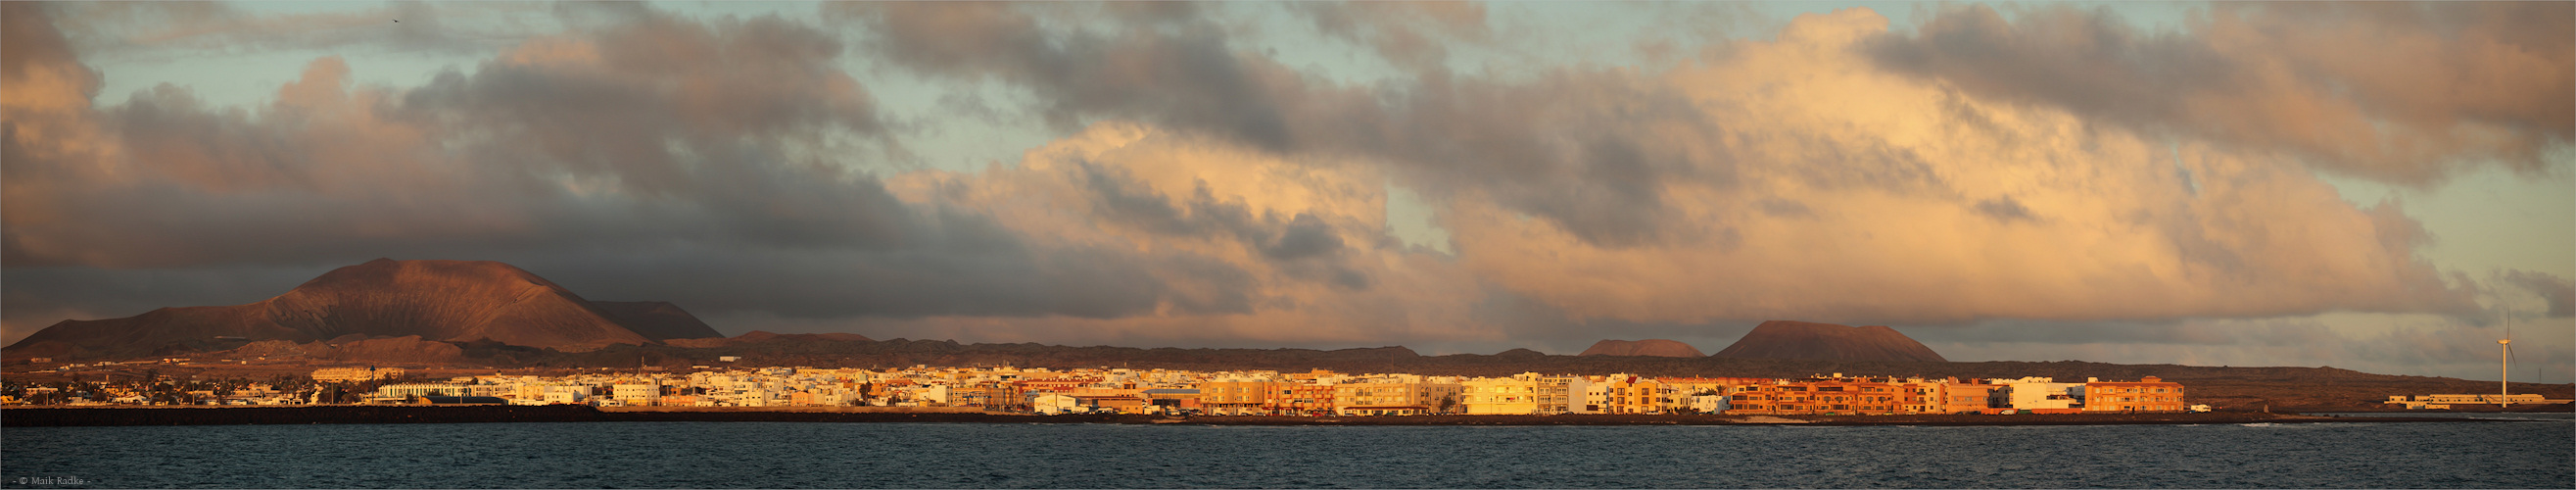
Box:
[612,383,661,405]
[376,383,469,398]
[1028,393,1083,415]
[1688,394,1731,414]
[1995,377,2086,410]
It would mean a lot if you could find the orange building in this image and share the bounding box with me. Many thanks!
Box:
[1722,376,1947,416]
[1943,381,2006,414]
[1198,380,1274,415]
[1014,377,1096,393]
[1592,374,1665,414]
[1265,384,1336,415]
[2083,376,2187,413]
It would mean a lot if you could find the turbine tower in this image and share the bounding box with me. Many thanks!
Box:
[2500,307,2512,400]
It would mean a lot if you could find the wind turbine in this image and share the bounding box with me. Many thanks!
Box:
[2500,306,2512,401]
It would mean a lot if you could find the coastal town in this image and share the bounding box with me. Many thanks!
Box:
[0,363,2207,416]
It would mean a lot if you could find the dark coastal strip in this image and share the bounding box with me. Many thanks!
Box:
[0,407,2529,427]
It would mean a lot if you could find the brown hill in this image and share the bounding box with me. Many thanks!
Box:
[662,330,873,349]
[1578,339,1705,357]
[1,259,725,359]
[592,301,724,341]
[1712,320,1947,363]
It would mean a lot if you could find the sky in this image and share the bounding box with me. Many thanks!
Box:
[3,1,2569,382]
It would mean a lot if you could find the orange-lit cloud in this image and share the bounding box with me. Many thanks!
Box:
[1866,2,2572,185]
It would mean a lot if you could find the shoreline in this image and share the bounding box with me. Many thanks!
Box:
[2,406,2550,427]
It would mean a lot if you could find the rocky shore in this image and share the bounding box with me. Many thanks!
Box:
[2,406,2532,427]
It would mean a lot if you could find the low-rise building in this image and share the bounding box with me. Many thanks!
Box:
[1462,375,1544,415]
[1994,376,2087,412]
[1943,381,2006,414]
[312,367,405,383]
[1198,380,1272,415]
[612,382,661,405]
[2082,376,2187,413]
[375,383,467,398]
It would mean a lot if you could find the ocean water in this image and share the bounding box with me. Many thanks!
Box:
[4,419,2570,488]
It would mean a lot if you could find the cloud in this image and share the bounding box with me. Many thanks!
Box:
[2502,270,2576,318]
[46,1,544,57]
[4,3,2543,360]
[6,4,901,268]
[836,5,2484,329]
[1288,1,1491,71]
[0,4,1295,343]
[1865,2,2574,185]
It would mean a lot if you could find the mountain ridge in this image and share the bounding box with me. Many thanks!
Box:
[3,259,721,359]
[1712,320,1948,363]
[1578,339,1706,357]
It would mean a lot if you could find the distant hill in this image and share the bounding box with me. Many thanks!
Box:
[663,330,872,349]
[1578,339,1705,358]
[1711,320,1947,363]
[592,301,725,341]
[2,259,722,359]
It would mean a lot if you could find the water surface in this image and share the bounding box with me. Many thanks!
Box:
[5,420,2568,488]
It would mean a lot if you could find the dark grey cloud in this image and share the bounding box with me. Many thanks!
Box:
[1264,214,1343,262]
[1864,2,2575,185]
[2502,270,2576,318]
[1755,198,1815,219]
[0,3,1272,342]
[1287,1,1490,71]
[53,1,541,57]
[835,2,1748,247]
[1974,195,2035,222]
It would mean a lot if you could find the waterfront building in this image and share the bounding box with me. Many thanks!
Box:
[1265,383,1336,415]
[1591,374,1664,414]
[2384,393,2556,410]
[1943,380,2006,414]
[1028,393,1082,415]
[1462,375,1544,415]
[1993,376,2087,413]
[1721,375,1934,416]
[2082,376,2187,413]
[1333,379,1462,415]
[376,383,469,398]
[1198,379,1273,415]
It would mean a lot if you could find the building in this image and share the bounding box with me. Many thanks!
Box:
[1722,375,1947,416]
[375,383,467,398]
[1657,377,1770,413]
[1198,380,1274,415]
[1993,376,2087,413]
[1142,388,1203,413]
[1334,379,1462,415]
[1462,375,1544,415]
[1589,374,1664,415]
[612,382,661,405]
[2082,376,2187,413]
[1073,394,1149,414]
[1943,381,2006,414]
[1687,394,1731,414]
[1028,393,1084,415]
[2385,393,2556,410]
[312,367,405,383]
[1265,384,1336,415]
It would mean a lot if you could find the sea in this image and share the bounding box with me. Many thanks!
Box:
[4,414,2569,489]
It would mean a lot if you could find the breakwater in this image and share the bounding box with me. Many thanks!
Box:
[0,406,2511,427]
